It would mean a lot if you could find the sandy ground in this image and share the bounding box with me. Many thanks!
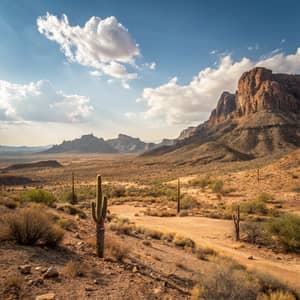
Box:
[111,204,300,291]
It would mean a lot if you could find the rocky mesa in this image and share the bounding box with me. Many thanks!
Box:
[144,67,300,162]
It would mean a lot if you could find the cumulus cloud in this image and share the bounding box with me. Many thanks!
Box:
[139,48,300,125]
[37,13,140,84]
[0,79,92,123]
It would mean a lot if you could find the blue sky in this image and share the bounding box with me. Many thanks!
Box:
[0,0,300,145]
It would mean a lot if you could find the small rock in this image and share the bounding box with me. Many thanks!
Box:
[93,279,98,285]
[43,267,59,279]
[248,256,254,260]
[77,241,84,246]
[19,264,31,274]
[132,266,138,273]
[85,286,95,292]
[35,293,56,300]
[277,256,282,260]
[74,232,80,239]
[35,266,42,271]
[153,288,162,294]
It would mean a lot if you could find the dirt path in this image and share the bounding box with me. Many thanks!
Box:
[111,205,300,291]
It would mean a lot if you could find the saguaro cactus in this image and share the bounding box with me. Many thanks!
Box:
[232,205,240,241]
[71,172,75,204]
[177,178,181,214]
[92,175,107,258]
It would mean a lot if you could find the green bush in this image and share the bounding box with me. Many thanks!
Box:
[62,191,78,204]
[267,214,300,252]
[0,207,64,247]
[181,196,198,209]
[240,200,267,215]
[173,235,195,248]
[257,192,273,203]
[210,180,224,194]
[189,177,210,189]
[22,189,55,206]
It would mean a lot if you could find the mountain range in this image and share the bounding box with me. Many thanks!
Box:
[143,67,300,163]
[43,133,174,154]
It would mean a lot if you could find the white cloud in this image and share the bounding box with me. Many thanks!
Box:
[248,43,259,51]
[144,62,156,70]
[139,48,300,125]
[0,79,92,123]
[37,13,140,83]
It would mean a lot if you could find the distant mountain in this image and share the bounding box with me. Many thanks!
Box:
[107,134,153,153]
[143,67,300,163]
[44,134,118,154]
[43,133,175,154]
[0,145,52,154]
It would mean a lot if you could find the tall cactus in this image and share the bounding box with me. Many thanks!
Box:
[177,177,181,214]
[92,175,107,258]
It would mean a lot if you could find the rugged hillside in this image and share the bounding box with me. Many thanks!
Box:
[44,134,118,154]
[144,67,300,162]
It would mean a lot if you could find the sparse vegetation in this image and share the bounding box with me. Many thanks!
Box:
[0,207,64,247]
[22,189,55,206]
[105,235,130,261]
[210,179,224,194]
[62,190,78,204]
[267,214,300,252]
[64,260,85,277]
[3,274,24,297]
[173,235,195,248]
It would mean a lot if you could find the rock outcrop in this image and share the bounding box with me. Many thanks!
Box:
[144,67,300,161]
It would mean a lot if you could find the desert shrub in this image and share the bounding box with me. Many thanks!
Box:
[104,184,126,198]
[57,219,78,231]
[241,221,268,244]
[292,187,300,193]
[143,228,163,240]
[267,214,300,252]
[195,246,217,260]
[0,198,17,209]
[189,177,210,189]
[58,204,86,218]
[22,189,55,206]
[178,210,189,217]
[257,290,296,300]
[210,180,224,194]
[64,260,85,277]
[257,192,274,203]
[173,235,195,248]
[0,207,64,247]
[62,191,78,204]
[181,196,198,209]
[162,232,176,242]
[144,208,176,217]
[3,275,24,296]
[196,261,260,300]
[240,199,267,215]
[110,218,135,235]
[105,235,129,261]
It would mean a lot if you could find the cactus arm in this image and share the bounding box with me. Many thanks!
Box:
[96,175,102,218]
[92,201,98,223]
[101,196,107,219]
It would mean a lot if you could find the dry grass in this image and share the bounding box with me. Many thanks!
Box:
[64,260,85,277]
[105,235,130,261]
[0,207,64,247]
[3,274,24,297]
[257,290,296,300]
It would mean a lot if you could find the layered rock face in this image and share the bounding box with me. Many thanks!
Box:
[148,67,300,160]
[209,92,236,126]
[236,67,300,116]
